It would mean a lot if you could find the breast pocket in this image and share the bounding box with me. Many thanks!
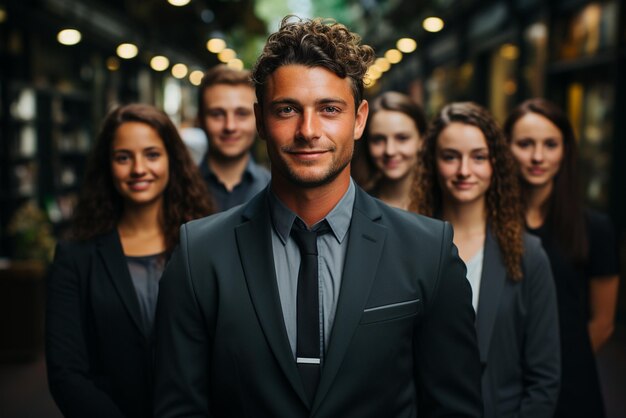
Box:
[360,298,421,325]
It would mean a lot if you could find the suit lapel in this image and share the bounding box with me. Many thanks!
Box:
[475,228,506,364]
[312,189,387,414]
[234,192,310,407]
[97,229,146,338]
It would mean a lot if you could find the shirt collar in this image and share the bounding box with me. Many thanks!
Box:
[201,154,256,183]
[268,180,355,246]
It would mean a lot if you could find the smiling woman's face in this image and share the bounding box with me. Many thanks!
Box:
[509,112,564,190]
[367,110,421,182]
[111,122,169,208]
[436,122,492,206]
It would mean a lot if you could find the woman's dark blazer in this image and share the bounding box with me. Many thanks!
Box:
[46,229,154,418]
[476,229,560,418]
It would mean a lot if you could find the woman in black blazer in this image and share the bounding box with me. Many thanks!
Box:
[45,104,214,417]
[410,102,560,418]
[505,98,620,418]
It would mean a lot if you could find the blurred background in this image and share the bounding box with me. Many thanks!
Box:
[0,0,625,416]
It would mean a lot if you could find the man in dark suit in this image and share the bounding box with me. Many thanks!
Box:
[154,16,482,417]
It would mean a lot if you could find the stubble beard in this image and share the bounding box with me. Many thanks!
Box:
[277,147,353,189]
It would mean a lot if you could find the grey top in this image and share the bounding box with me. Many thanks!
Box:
[465,246,484,313]
[126,253,165,335]
[268,180,355,359]
[199,155,271,212]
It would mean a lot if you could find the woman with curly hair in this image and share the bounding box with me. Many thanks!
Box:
[505,98,619,418]
[45,103,214,418]
[353,91,426,209]
[410,102,560,418]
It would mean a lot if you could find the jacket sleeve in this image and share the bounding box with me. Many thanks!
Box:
[415,222,483,417]
[154,223,214,417]
[519,241,561,418]
[45,243,125,418]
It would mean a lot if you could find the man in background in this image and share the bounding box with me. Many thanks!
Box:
[197,65,270,211]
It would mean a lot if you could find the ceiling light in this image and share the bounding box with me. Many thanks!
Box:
[396,38,417,53]
[374,57,391,72]
[365,78,377,88]
[367,67,382,80]
[227,58,244,71]
[217,48,236,63]
[57,29,81,46]
[384,49,403,64]
[171,63,188,79]
[189,70,204,86]
[207,38,226,53]
[167,0,191,6]
[423,17,444,33]
[150,55,170,71]
[117,43,138,59]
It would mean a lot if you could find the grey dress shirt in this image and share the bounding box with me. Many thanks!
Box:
[268,180,355,359]
[126,253,165,335]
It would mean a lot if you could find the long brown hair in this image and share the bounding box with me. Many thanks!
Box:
[503,98,588,264]
[353,91,426,190]
[70,103,214,254]
[410,102,524,280]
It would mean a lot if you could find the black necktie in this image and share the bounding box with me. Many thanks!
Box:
[291,218,330,403]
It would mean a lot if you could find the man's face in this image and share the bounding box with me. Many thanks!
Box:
[201,84,257,161]
[255,65,368,188]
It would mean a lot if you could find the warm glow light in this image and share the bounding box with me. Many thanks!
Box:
[171,63,188,78]
[57,29,81,46]
[367,67,382,80]
[150,55,170,71]
[385,49,403,64]
[0,8,8,23]
[500,43,520,60]
[189,70,204,86]
[423,17,444,33]
[106,57,120,71]
[117,43,138,59]
[374,57,391,72]
[365,77,376,88]
[396,38,417,53]
[207,38,226,53]
[227,58,244,71]
[167,0,191,6]
[217,48,236,63]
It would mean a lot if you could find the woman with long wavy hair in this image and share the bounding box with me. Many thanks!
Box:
[410,102,560,418]
[353,91,426,209]
[45,103,214,418]
[505,98,619,418]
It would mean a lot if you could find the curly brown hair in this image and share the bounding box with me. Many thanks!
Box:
[251,15,375,110]
[409,102,524,280]
[70,103,215,254]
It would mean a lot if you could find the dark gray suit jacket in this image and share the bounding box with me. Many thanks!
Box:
[154,187,483,417]
[476,230,560,418]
